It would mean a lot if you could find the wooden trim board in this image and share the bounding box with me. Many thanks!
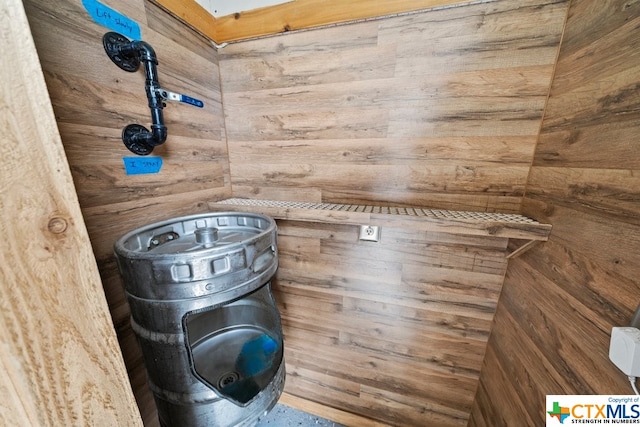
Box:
[153,0,218,41]
[153,0,474,43]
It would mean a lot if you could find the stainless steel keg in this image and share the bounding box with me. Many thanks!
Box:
[114,212,285,427]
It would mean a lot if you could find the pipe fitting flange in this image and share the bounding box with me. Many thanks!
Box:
[122,124,154,155]
[103,32,140,72]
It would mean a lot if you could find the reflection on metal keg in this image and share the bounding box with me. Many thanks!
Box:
[114,212,285,427]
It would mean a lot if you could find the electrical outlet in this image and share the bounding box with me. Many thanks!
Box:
[358,225,380,242]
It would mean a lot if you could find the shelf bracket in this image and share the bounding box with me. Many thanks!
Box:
[506,239,542,259]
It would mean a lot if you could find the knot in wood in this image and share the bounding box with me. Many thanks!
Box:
[48,216,68,234]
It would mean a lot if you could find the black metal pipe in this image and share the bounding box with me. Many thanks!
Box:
[129,41,167,150]
[103,32,168,155]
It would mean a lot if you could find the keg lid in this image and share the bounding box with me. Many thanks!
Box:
[148,227,253,255]
[114,211,278,301]
[115,212,275,257]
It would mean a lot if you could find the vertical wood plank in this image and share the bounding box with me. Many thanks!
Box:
[470,0,640,425]
[22,0,233,424]
[0,0,140,424]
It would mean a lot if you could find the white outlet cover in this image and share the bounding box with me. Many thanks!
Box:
[359,225,381,242]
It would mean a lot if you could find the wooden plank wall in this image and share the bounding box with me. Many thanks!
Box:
[22,0,231,424]
[272,219,510,426]
[0,0,140,424]
[213,0,470,42]
[153,0,472,43]
[218,0,569,213]
[469,0,640,425]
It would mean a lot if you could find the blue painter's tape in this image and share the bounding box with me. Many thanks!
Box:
[123,157,163,175]
[83,0,141,40]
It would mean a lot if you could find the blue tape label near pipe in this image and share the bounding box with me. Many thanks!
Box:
[123,157,163,175]
[82,0,141,40]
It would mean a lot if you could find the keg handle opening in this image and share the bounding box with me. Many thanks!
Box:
[147,231,180,250]
[252,245,276,273]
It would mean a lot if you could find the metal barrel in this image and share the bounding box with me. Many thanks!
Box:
[114,212,285,427]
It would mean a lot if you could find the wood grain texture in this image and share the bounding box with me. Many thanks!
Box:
[151,0,217,42]
[271,219,509,426]
[154,0,473,43]
[22,0,232,425]
[470,0,640,425]
[207,197,512,425]
[214,0,476,42]
[25,0,637,425]
[208,198,552,240]
[534,1,640,170]
[219,0,568,213]
[0,0,140,425]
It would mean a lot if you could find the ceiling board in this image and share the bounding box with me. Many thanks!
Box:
[194,0,294,17]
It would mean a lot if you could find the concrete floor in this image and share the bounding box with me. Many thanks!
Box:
[256,404,346,427]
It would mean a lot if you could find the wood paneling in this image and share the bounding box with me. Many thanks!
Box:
[219,0,568,213]
[25,0,640,425]
[214,0,474,43]
[207,200,521,425]
[0,0,140,424]
[470,0,640,425]
[271,218,509,426]
[23,0,231,425]
[152,0,217,42]
[154,0,473,43]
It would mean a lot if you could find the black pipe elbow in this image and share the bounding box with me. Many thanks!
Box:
[149,124,168,145]
[103,32,167,155]
[132,41,157,64]
[122,123,167,156]
[108,39,157,68]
